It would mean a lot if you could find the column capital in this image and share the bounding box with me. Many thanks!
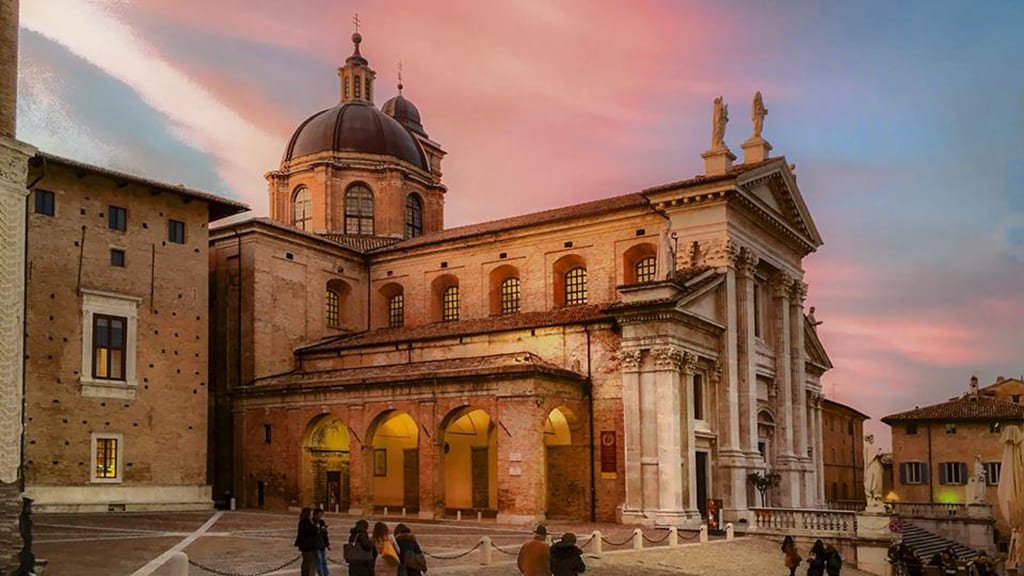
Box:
[681,351,699,375]
[619,349,643,373]
[734,247,759,277]
[789,280,808,305]
[708,359,723,383]
[652,345,684,371]
[769,271,795,297]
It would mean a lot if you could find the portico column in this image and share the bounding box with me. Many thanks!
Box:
[772,272,798,507]
[620,350,643,512]
[735,249,760,460]
[790,282,809,506]
[681,353,699,514]
[719,264,749,521]
[652,346,685,520]
[814,396,826,506]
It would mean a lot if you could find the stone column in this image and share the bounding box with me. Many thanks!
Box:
[681,352,700,521]
[719,264,749,521]
[790,281,809,505]
[620,350,643,513]
[652,346,685,521]
[814,395,826,506]
[735,249,760,461]
[771,272,798,506]
[0,134,34,572]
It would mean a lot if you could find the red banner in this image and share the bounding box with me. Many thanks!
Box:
[600,431,617,479]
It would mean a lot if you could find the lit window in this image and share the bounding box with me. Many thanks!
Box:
[325,290,340,328]
[945,423,957,434]
[985,462,1001,486]
[292,187,312,231]
[990,422,1002,434]
[635,256,657,283]
[344,185,374,235]
[500,277,520,315]
[109,206,127,231]
[168,219,186,244]
[354,75,362,99]
[93,435,121,481]
[35,189,55,216]
[405,194,423,238]
[564,267,587,306]
[92,314,126,381]
[110,249,125,268]
[344,77,350,99]
[388,294,404,328]
[693,373,704,420]
[901,462,926,485]
[939,461,966,485]
[442,286,459,322]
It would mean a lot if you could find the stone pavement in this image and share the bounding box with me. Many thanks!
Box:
[30,510,874,576]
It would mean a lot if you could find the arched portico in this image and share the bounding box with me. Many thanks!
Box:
[544,406,585,518]
[366,410,420,512]
[302,414,351,512]
[440,407,497,513]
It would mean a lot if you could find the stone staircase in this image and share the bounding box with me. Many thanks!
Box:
[902,522,980,563]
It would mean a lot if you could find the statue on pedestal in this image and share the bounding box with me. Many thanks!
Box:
[968,455,988,504]
[711,96,729,149]
[863,434,885,511]
[751,91,767,139]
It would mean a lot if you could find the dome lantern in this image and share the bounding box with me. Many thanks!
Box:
[337,23,376,105]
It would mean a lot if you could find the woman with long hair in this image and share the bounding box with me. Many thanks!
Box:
[294,507,319,576]
[372,521,400,575]
[781,535,801,576]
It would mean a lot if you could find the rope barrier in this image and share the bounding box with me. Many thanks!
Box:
[600,534,635,547]
[576,535,594,549]
[424,541,483,560]
[642,531,671,545]
[188,555,301,576]
[492,544,521,556]
[678,530,701,540]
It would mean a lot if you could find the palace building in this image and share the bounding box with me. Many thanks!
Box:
[209,31,833,526]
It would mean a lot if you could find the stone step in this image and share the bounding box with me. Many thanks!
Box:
[902,522,979,563]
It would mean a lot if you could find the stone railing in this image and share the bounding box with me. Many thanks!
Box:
[891,502,967,519]
[750,507,858,537]
[823,500,867,512]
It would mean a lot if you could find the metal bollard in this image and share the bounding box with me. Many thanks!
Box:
[481,536,493,565]
[725,522,734,541]
[699,524,708,544]
[669,526,678,547]
[168,552,188,576]
[593,530,603,557]
[633,528,643,550]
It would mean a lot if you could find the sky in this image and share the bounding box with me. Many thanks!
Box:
[15,0,1024,448]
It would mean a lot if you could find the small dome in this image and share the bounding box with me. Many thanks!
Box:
[283,101,428,171]
[382,94,427,138]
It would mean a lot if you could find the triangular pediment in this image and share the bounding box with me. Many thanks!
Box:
[734,158,823,251]
[804,315,832,371]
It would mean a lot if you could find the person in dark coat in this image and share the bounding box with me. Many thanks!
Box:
[313,508,330,576]
[549,532,585,576]
[347,519,376,576]
[806,539,826,576]
[294,508,320,576]
[394,523,426,576]
[824,544,842,576]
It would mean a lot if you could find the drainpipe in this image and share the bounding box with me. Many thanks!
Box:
[585,324,596,522]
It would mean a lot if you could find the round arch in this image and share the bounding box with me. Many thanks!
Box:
[365,410,420,511]
[440,407,497,513]
[543,406,586,519]
[301,414,351,512]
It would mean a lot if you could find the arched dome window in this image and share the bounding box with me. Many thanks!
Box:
[405,193,423,239]
[292,187,312,231]
[344,184,374,235]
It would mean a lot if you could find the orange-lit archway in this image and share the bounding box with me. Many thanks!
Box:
[441,407,497,512]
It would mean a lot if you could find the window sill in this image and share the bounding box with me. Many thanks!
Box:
[89,477,124,485]
[80,378,137,400]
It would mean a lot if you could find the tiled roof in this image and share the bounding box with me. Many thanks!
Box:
[247,352,583,391]
[319,233,401,252]
[822,398,870,421]
[297,304,611,354]
[37,152,249,221]
[210,217,366,254]
[881,394,1024,423]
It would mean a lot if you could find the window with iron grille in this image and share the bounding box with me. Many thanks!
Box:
[92,314,126,380]
[94,437,119,480]
[564,267,587,306]
[344,185,374,235]
[325,290,340,328]
[500,277,520,314]
[405,194,424,238]
[442,286,459,322]
[635,256,657,283]
[109,206,127,231]
[292,187,312,231]
[388,294,404,328]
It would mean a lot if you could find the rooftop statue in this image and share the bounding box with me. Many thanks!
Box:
[711,96,729,149]
[752,91,767,139]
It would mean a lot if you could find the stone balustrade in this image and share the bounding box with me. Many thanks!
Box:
[892,502,967,519]
[750,507,858,537]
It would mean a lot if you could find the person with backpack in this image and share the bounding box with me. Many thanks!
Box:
[372,521,401,575]
[344,519,375,576]
[394,523,427,576]
[824,544,842,576]
[549,532,585,576]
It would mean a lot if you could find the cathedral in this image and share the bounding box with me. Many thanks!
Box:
[208,30,833,527]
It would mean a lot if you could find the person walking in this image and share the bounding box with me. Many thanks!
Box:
[294,508,320,576]
[824,544,842,576]
[313,508,330,576]
[806,539,826,576]
[549,532,585,576]
[517,525,551,576]
[782,535,801,576]
[394,523,427,576]
[372,521,400,575]
[969,551,997,576]
[345,519,375,576]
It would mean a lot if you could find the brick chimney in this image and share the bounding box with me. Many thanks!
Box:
[0,0,19,138]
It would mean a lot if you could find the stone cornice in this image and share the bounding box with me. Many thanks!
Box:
[727,187,818,255]
[0,137,35,191]
[267,150,440,190]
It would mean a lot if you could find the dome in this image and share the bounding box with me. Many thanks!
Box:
[382,93,427,138]
[283,101,428,171]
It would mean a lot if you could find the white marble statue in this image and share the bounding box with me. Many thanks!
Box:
[968,455,987,504]
[711,96,728,149]
[864,434,885,510]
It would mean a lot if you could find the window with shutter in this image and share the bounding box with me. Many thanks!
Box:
[899,463,907,484]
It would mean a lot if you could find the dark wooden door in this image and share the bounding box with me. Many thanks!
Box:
[403,449,419,510]
[695,451,708,518]
[471,447,489,509]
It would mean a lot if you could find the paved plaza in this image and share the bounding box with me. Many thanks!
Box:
[30,510,875,576]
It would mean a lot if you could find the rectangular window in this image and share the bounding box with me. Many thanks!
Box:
[900,461,926,485]
[1013,394,1021,404]
[939,461,966,485]
[35,189,55,216]
[92,314,126,380]
[264,424,272,445]
[753,283,763,338]
[991,421,1002,434]
[388,294,404,328]
[985,462,1001,486]
[168,219,186,244]
[564,267,588,306]
[692,373,704,421]
[635,256,657,284]
[94,436,120,480]
[758,441,766,459]
[442,286,459,322]
[110,249,125,267]
[325,290,340,328]
[945,423,957,434]
[500,277,521,315]
[906,422,918,435]
[108,206,127,231]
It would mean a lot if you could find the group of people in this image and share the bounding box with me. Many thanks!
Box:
[781,536,843,576]
[888,541,999,576]
[516,525,587,576]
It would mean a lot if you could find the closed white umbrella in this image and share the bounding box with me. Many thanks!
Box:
[999,426,1024,569]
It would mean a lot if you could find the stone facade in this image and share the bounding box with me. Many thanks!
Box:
[821,398,868,506]
[21,156,246,512]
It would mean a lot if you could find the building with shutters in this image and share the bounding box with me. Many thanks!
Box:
[821,398,869,508]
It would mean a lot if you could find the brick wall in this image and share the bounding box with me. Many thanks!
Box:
[0,480,20,573]
[0,0,18,138]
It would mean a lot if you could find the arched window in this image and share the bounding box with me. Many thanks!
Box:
[354,75,362,99]
[500,277,520,315]
[635,256,657,283]
[325,289,340,328]
[388,294,404,328]
[344,184,374,235]
[344,77,350,100]
[405,194,423,239]
[292,187,312,231]
[564,267,587,306]
[442,286,459,322]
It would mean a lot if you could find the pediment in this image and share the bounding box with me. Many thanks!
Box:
[734,158,823,251]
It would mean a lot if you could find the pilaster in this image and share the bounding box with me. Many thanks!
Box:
[789,281,809,506]
[620,350,643,513]
[734,248,760,460]
[652,346,686,522]
[771,271,798,506]
[719,262,749,521]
